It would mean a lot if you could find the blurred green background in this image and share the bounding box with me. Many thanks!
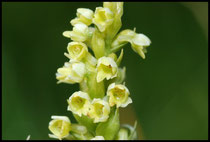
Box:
[2,2,208,140]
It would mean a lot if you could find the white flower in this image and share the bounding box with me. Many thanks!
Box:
[71,8,94,26]
[64,41,88,61]
[67,91,91,117]
[88,98,110,123]
[48,116,71,140]
[92,7,114,32]
[56,60,86,84]
[96,56,118,82]
[63,23,89,42]
[107,83,132,108]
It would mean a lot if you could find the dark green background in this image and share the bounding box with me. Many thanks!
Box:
[2,2,208,140]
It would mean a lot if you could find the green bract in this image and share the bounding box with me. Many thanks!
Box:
[49,2,151,140]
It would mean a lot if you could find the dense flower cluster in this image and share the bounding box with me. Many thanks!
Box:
[49,2,151,140]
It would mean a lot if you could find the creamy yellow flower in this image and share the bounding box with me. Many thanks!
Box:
[131,33,151,59]
[96,56,118,82]
[92,7,114,32]
[111,29,151,59]
[67,91,91,117]
[71,8,94,26]
[88,98,110,123]
[63,23,89,42]
[64,42,88,61]
[107,83,132,108]
[48,116,71,140]
[56,60,86,84]
[91,136,105,140]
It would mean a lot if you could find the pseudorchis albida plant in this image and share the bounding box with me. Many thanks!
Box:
[49,2,151,140]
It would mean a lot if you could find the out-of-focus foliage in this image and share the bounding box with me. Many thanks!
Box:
[2,2,208,140]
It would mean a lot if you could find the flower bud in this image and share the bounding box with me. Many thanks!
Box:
[96,56,118,82]
[65,42,88,61]
[71,8,94,26]
[115,128,129,140]
[103,2,123,17]
[56,60,86,84]
[91,28,105,58]
[48,116,71,140]
[67,91,91,117]
[93,7,114,32]
[63,23,89,42]
[84,52,97,68]
[71,124,87,134]
[103,2,124,40]
[107,83,132,108]
[91,136,105,140]
[88,98,110,123]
